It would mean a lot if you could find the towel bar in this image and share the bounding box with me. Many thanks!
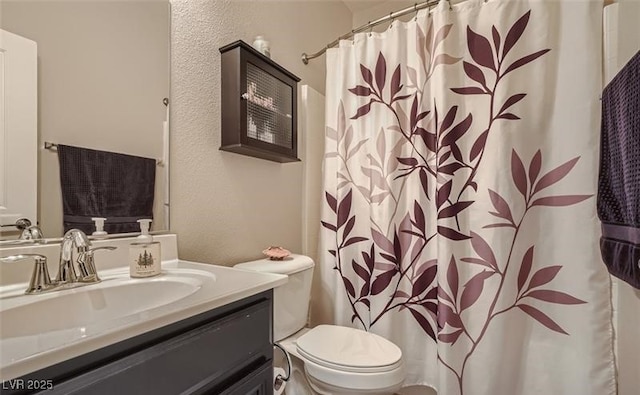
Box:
[44,142,164,166]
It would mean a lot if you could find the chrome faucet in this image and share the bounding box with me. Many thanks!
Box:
[0,218,44,241]
[17,218,44,241]
[1,229,116,294]
[20,225,44,241]
[56,229,92,284]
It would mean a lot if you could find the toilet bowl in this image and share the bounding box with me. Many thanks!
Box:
[292,325,404,394]
[234,255,405,395]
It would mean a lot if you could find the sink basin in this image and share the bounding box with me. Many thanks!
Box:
[0,272,206,339]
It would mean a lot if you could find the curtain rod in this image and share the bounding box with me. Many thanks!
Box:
[301,0,445,65]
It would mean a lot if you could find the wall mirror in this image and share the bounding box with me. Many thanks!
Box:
[0,0,170,241]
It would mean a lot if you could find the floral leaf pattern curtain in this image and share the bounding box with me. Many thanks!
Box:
[319,0,616,393]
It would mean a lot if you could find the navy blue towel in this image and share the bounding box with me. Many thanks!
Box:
[597,50,640,289]
[57,144,156,234]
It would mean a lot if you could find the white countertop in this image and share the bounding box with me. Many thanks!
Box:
[0,259,287,381]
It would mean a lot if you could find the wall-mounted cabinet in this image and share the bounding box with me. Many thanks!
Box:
[219,40,301,163]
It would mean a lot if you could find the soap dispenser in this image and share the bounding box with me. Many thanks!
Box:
[91,217,108,238]
[129,219,161,278]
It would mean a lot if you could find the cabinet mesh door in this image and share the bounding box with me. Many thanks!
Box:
[246,62,293,148]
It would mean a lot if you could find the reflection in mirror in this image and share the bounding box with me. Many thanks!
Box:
[0,0,170,240]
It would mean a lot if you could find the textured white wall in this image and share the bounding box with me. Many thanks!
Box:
[351,0,414,28]
[350,0,470,29]
[170,0,352,265]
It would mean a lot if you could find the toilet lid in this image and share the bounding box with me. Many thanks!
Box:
[296,325,402,373]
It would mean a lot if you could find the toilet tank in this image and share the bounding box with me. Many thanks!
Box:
[234,254,315,341]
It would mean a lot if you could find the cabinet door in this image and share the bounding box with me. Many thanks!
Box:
[42,300,271,395]
[218,362,272,395]
[219,41,300,163]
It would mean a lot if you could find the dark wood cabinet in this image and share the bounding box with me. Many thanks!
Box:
[3,291,274,395]
[219,362,272,395]
[219,40,300,163]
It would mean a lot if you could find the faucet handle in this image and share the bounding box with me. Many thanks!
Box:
[1,253,45,262]
[1,254,55,294]
[77,246,117,283]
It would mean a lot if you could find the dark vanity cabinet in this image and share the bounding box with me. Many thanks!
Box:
[219,40,300,163]
[3,291,274,395]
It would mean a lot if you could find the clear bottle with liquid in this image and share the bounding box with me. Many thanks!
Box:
[129,219,161,278]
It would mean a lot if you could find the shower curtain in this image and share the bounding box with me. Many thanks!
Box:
[319,0,616,394]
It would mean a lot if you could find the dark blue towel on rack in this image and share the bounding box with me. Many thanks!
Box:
[597,50,640,289]
[57,144,156,234]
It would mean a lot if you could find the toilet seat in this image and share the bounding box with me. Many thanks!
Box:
[295,325,405,392]
[296,325,402,372]
[303,356,405,393]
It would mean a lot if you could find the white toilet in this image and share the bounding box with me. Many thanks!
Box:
[234,254,405,395]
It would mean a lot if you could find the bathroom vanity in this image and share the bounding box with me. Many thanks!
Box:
[7,291,274,395]
[0,235,286,395]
